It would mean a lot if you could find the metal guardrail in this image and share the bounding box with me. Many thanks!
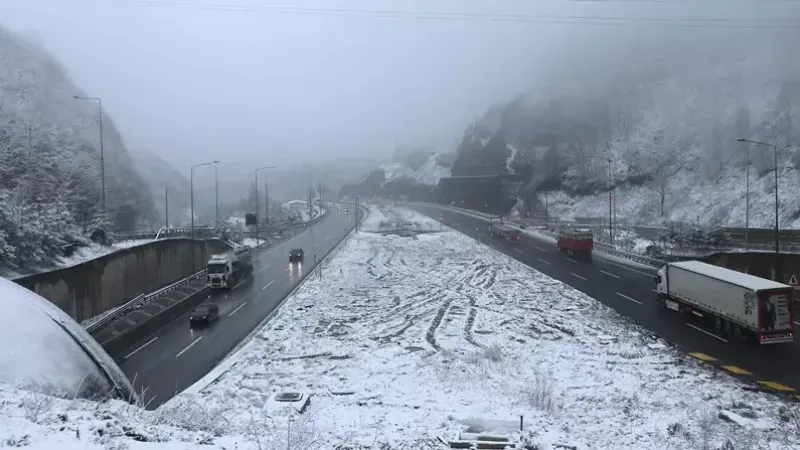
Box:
[86,209,330,334]
[86,269,207,334]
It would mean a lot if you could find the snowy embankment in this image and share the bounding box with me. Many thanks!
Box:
[2,206,797,449]
[178,206,795,449]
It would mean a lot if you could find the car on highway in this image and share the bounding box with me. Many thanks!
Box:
[189,303,219,328]
[289,248,305,263]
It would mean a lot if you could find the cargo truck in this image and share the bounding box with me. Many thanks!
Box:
[206,245,254,290]
[557,228,593,259]
[488,217,521,244]
[655,260,794,344]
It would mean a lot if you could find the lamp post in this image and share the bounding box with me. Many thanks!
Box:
[254,165,276,245]
[737,138,780,281]
[190,160,219,239]
[214,164,219,227]
[73,95,105,213]
[147,183,169,230]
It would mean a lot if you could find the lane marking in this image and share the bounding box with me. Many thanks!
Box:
[604,260,654,277]
[759,381,796,392]
[256,264,270,273]
[262,280,275,290]
[537,258,551,265]
[176,336,203,358]
[513,248,524,254]
[124,337,158,360]
[601,270,620,279]
[566,258,578,264]
[616,292,642,304]
[652,289,659,293]
[689,352,717,362]
[721,365,752,376]
[232,280,245,290]
[533,245,545,251]
[570,273,588,281]
[687,324,728,343]
[228,302,247,317]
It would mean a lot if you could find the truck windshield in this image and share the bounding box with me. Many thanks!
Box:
[207,263,228,274]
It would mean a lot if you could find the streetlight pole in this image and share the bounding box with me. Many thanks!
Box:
[214,164,219,227]
[164,185,169,229]
[190,160,219,239]
[737,138,780,280]
[254,166,276,245]
[73,95,105,213]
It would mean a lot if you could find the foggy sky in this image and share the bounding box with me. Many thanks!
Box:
[1,0,798,187]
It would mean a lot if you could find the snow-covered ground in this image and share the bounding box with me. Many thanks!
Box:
[360,203,443,233]
[4,205,798,449]
[178,206,796,449]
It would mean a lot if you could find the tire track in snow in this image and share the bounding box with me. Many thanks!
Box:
[425,299,453,351]
[464,294,481,348]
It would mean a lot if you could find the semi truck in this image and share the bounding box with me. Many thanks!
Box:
[206,245,254,290]
[655,260,794,344]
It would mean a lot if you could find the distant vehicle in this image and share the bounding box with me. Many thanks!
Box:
[488,217,520,244]
[557,228,593,259]
[189,303,219,328]
[206,245,253,290]
[344,208,350,215]
[655,260,794,344]
[289,248,305,263]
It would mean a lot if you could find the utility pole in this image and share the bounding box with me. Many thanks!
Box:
[264,175,269,226]
[190,160,219,239]
[73,95,105,213]
[164,185,169,229]
[355,196,359,231]
[745,144,750,244]
[738,138,780,281]
[214,165,219,227]
[254,166,276,245]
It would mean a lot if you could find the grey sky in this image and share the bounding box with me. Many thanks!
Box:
[1,0,798,183]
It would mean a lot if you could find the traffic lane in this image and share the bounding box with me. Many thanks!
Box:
[422,206,800,389]
[129,243,320,407]
[124,220,351,407]
[120,214,344,370]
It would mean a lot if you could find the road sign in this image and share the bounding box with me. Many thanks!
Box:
[789,274,798,286]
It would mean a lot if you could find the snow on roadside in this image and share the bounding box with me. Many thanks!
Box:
[112,239,153,249]
[177,206,795,449]
[1,205,795,450]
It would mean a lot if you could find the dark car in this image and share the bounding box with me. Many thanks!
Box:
[289,248,304,263]
[189,304,219,328]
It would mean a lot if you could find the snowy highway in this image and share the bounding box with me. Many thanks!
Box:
[414,204,800,395]
[119,208,356,408]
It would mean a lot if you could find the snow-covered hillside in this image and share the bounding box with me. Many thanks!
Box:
[381,150,452,185]
[0,25,157,271]
[456,46,800,228]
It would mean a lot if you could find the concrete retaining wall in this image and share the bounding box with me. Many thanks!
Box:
[702,251,800,284]
[15,239,231,323]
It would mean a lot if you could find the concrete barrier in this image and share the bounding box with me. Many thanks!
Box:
[14,239,231,323]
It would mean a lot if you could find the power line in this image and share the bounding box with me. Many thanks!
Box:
[75,0,800,28]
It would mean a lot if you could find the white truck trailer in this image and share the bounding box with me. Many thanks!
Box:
[655,260,794,344]
[206,245,254,290]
